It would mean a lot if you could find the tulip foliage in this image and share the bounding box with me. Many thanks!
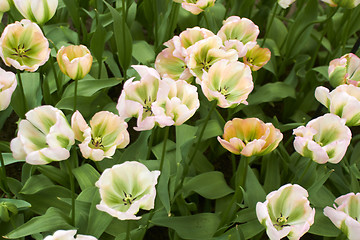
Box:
[1,0,360,239]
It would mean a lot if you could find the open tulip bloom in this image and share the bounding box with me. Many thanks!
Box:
[256,184,315,240]
[0,19,51,72]
[293,113,351,164]
[315,85,360,126]
[0,67,17,111]
[71,111,130,161]
[243,45,271,71]
[201,59,254,108]
[328,53,360,87]
[321,0,360,8]
[324,193,360,239]
[96,161,160,220]
[173,0,215,15]
[217,16,259,58]
[44,230,97,240]
[218,117,283,156]
[14,0,58,25]
[10,105,75,165]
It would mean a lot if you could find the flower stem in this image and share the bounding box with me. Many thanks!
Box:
[146,127,157,160]
[17,70,28,117]
[159,127,170,174]
[126,220,131,240]
[0,152,11,197]
[261,2,278,48]
[49,56,62,98]
[73,78,78,112]
[175,101,217,197]
[297,159,313,184]
[65,159,76,226]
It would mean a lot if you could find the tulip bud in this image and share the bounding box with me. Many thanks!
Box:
[322,0,360,8]
[14,0,58,25]
[173,0,215,15]
[57,45,93,81]
[44,230,97,240]
[0,0,11,13]
[328,53,360,87]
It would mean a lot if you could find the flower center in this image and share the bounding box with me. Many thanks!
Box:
[122,192,137,206]
[247,57,254,64]
[12,44,30,58]
[143,97,154,116]
[218,86,230,99]
[91,137,104,149]
[274,213,290,229]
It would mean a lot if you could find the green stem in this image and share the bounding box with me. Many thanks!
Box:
[65,159,76,226]
[126,220,131,240]
[49,56,62,98]
[175,101,217,197]
[17,70,28,117]
[261,2,278,48]
[122,0,128,78]
[159,127,170,175]
[219,155,249,227]
[0,152,10,197]
[73,79,78,112]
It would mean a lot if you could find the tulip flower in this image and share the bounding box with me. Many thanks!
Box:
[0,19,51,72]
[117,65,173,131]
[201,59,254,108]
[217,16,259,58]
[256,184,315,240]
[328,53,360,87]
[186,35,238,82]
[243,45,271,71]
[152,78,200,126]
[218,117,283,156]
[10,105,75,165]
[155,43,193,82]
[0,67,17,111]
[57,45,93,80]
[96,161,160,220]
[278,0,296,8]
[14,0,58,25]
[322,0,360,8]
[293,113,351,164]
[0,0,11,12]
[315,85,360,126]
[324,193,360,240]
[44,230,97,240]
[71,111,130,161]
[173,0,215,15]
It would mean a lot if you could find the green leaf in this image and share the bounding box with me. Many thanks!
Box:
[62,0,81,30]
[20,175,53,195]
[308,208,340,237]
[0,198,31,211]
[36,165,69,187]
[72,164,100,191]
[62,78,122,98]
[132,40,155,64]
[247,82,296,105]
[183,171,233,199]
[244,167,266,208]
[5,207,73,239]
[90,15,107,64]
[0,153,25,167]
[104,1,133,75]
[152,213,221,239]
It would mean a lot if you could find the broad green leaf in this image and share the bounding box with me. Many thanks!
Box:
[120,131,151,162]
[104,1,133,75]
[5,207,73,239]
[90,15,107,65]
[63,78,122,98]
[37,165,69,187]
[244,167,266,208]
[1,153,25,166]
[308,208,340,237]
[183,171,233,199]
[86,189,113,238]
[132,41,155,64]
[20,175,53,195]
[62,0,81,30]
[72,164,100,191]
[0,198,31,211]
[152,213,221,239]
[247,82,296,105]
[237,219,264,239]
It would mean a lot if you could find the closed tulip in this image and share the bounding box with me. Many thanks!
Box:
[14,0,58,25]
[57,45,93,80]
[0,67,17,111]
[218,117,283,156]
[173,0,215,15]
[328,53,360,87]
